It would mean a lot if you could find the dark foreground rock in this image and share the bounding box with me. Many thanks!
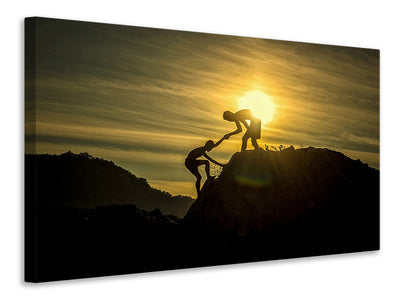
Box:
[25,148,379,282]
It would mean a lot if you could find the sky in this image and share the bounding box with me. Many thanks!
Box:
[25,17,380,198]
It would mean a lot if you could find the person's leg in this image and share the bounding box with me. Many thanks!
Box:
[251,137,260,150]
[195,173,201,198]
[185,160,202,198]
[248,118,261,150]
[198,160,214,180]
[241,132,249,152]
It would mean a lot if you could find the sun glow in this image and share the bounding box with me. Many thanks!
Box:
[237,90,276,124]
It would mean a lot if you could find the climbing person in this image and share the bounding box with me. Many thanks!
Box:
[185,138,225,198]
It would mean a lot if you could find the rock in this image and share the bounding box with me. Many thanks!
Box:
[149,208,163,218]
[184,148,379,238]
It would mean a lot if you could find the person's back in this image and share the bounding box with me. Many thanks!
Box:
[186,146,206,161]
[235,109,256,122]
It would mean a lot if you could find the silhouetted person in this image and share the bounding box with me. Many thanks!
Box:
[223,109,262,151]
[185,139,224,198]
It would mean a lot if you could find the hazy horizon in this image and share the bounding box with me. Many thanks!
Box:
[25,18,380,198]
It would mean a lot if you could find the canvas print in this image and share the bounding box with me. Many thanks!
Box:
[25,17,379,282]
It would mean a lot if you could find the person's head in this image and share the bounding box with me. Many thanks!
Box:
[205,140,215,151]
[223,110,235,121]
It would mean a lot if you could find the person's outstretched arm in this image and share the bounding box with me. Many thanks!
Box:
[224,121,242,139]
[203,153,224,167]
[214,137,225,148]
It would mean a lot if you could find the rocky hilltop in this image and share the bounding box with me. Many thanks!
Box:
[185,147,379,243]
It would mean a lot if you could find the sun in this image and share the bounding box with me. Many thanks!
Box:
[237,90,276,124]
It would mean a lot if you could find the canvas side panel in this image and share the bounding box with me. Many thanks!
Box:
[377,49,381,250]
[24,17,39,283]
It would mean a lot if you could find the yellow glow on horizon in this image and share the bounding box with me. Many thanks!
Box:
[237,90,276,124]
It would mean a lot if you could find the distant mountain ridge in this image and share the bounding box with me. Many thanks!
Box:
[25,151,194,217]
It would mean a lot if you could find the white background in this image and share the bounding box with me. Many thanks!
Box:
[1,1,399,299]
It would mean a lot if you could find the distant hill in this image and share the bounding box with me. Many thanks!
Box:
[25,151,193,217]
